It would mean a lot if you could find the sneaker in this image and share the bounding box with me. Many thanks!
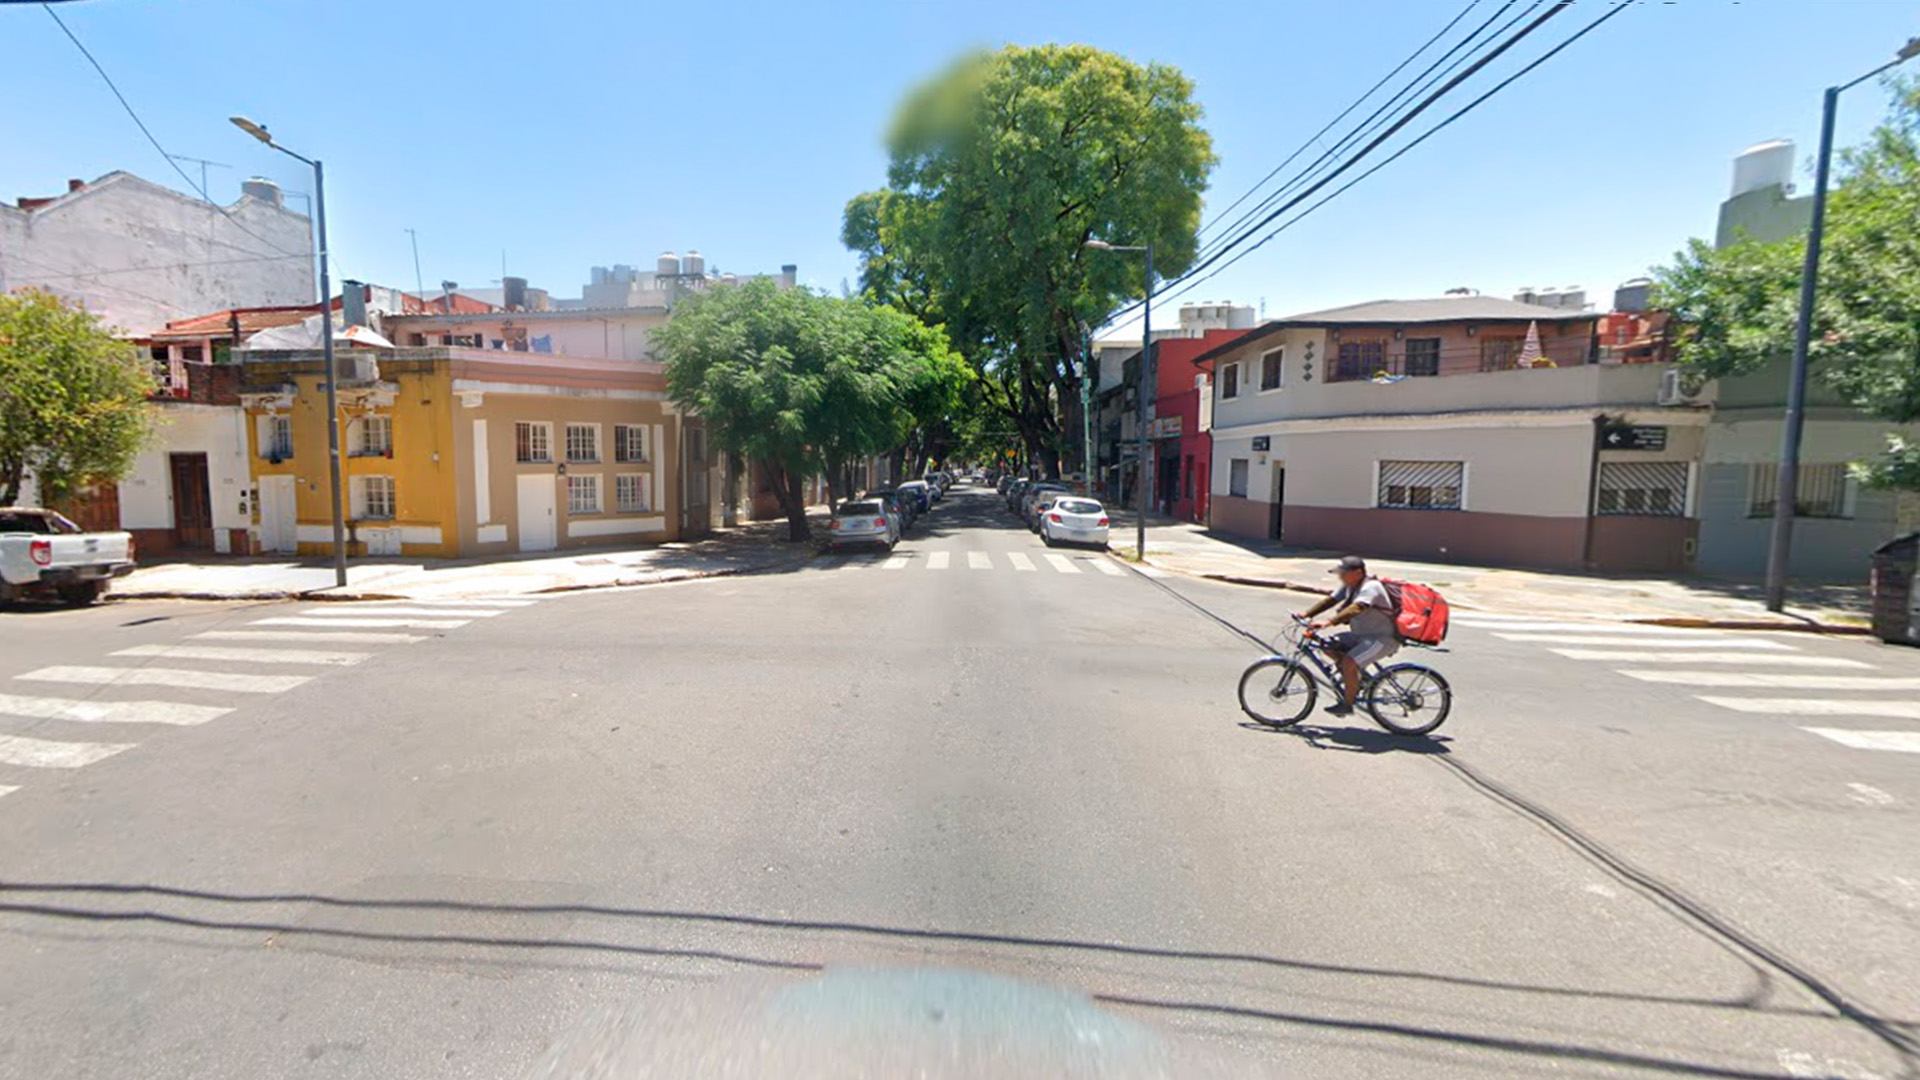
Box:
[1324,702,1355,717]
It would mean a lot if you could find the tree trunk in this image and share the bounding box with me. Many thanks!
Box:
[783,467,809,541]
[0,458,21,506]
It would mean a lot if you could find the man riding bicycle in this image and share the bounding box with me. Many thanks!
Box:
[1299,555,1398,716]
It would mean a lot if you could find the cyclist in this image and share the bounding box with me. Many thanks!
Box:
[1300,555,1399,716]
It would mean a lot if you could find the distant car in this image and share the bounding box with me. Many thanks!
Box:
[922,474,946,502]
[995,476,1012,494]
[898,480,933,514]
[829,500,898,550]
[866,489,914,530]
[1022,483,1072,528]
[1005,479,1031,512]
[1040,497,1110,548]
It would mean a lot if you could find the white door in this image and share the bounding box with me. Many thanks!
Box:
[258,475,297,552]
[516,474,556,552]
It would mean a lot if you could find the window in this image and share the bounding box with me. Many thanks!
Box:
[688,427,707,464]
[567,474,601,514]
[352,415,392,456]
[1597,462,1689,517]
[1221,363,1240,399]
[1479,337,1523,372]
[1749,463,1850,519]
[565,423,600,463]
[1331,340,1386,383]
[616,473,652,513]
[614,424,650,463]
[262,416,293,460]
[1405,338,1441,377]
[1259,348,1284,391]
[1228,458,1249,497]
[351,476,396,520]
[1377,460,1465,510]
[515,421,552,463]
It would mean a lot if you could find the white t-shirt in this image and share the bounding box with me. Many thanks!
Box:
[1333,578,1398,640]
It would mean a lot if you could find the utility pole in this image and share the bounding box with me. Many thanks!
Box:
[1083,238,1154,560]
[405,228,425,303]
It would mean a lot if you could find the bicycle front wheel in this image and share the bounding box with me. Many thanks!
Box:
[1363,663,1452,736]
[1238,658,1317,728]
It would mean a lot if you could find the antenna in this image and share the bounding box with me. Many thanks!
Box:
[167,154,231,200]
[404,228,425,302]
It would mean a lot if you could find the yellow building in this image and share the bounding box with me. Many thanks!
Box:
[239,346,705,557]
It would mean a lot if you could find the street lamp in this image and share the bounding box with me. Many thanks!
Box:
[1763,35,1920,612]
[230,115,347,589]
[1086,238,1155,561]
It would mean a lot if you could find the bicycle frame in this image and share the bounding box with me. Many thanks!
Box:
[1268,621,1366,693]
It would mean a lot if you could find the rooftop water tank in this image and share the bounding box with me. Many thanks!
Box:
[683,250,705,276]
[240,176,283,208]
[1731,140,1795,198]
[658,252,681,277]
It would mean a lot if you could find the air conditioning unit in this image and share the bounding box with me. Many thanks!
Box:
[1657,367,1687,406]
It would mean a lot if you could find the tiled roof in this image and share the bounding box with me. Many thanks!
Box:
[149,306,318,340]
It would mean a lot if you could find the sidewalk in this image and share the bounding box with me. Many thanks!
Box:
[111,510,830,602]
[1106,510,1873,632]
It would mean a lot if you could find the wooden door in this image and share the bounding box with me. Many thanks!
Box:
[169,453,213,550]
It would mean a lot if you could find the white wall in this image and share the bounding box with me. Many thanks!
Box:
[384,309,668,362]
[0,172,314,335]
[117,404,253,551]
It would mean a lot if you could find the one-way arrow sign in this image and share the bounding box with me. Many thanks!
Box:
[1600,423,1667,452]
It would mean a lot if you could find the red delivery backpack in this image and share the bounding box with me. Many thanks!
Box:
[1379,578,1450,645]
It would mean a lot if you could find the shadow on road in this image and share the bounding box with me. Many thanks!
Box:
[1235,721,1453,755]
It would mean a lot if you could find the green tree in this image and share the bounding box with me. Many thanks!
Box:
[0,290,153,507]
[653,279,961,540]
[843,44,1215,477]
[1653,78,1920,494]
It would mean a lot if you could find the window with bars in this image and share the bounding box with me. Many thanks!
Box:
[1259,348,1284,391]
[614,424,649,463]
[1748,463,1850,518]
[1405,338,1441,377]
[1220,363,1240,399]
[515,421,552,463]
[1228,458,1249,497]
[352,415,392,456]
[1377,460,1465,510]
[565,423,600,463]
[262,416,293,460]
[1479,337,1523,372]
[567,474,601,514]
[616,473,651,513]
[352,476,396,520]
[1596,461,1689,516]
[1331,340,1385,383]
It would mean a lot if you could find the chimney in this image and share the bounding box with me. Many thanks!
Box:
[781,263,798,289]
[67,178,85,193]
[502,276,528,311]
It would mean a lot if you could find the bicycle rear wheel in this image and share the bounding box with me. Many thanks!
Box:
[1237,658,1317,728]
[1363,663,1452,736]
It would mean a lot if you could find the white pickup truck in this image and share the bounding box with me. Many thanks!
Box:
[0,508,136,606]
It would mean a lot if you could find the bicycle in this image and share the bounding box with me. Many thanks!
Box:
[1236,615,1453,736]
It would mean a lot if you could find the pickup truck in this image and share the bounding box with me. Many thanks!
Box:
[0,508,136,606]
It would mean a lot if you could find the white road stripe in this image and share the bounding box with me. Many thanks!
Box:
[1006,552,1037,572]
[195,629,426,645]
[114,644,371,666]
[0,733,134,769]
[1494,633,1794,649]
[1848,782,1896,805]
[1621,671,1920,690]
[967,551,992,570]
[17,666,312,694]
[1089,558,1124,576]
[1550,650,1870,667]
[0,785,16,799]
[882,555,909,570]
[1463,620,1718,635]
[1044,553,1079,574]
[927,552,950,571]
[1137,565,1167,578]
[1703,697,1920,719]
[0,692,230,726]
[1803,728,1920,754]
[299,605,504,618]
[389,598,534,607]
[253,617,467,629]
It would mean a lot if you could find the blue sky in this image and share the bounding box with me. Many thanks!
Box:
[4,0,1916,330]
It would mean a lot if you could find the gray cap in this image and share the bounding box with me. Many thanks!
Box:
[1329,555,1367,574]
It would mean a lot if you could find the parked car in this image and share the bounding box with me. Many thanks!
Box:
[0,507,136,606]
[829,500,898,550]
[866,489,914,530]
[898,479,933,514]
[922,474,945,502]
[1040,497,1111,548]
[1022,483,1073,529]
[995,476,1012,494]
[1005,478,1031,512]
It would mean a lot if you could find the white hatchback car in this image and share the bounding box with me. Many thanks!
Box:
[1039,497,1110,548]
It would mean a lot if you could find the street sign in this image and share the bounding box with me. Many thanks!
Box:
[1251,436,1271,451]
[1600,423,1666,452]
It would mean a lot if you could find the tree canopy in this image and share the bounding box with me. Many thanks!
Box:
[652,279,964,539]
[843,44,1215,476]
[1653,78,1920,492]
[0,290,153,507]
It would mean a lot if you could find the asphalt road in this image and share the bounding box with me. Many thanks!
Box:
[1,484,1916,1079]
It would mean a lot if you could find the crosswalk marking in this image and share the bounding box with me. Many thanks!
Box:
[299,605,505,618]
[1089,558,1124,576]
[17,666,313,694]
[1802,728,1920,754]
[195,629,427,645]
[1044,553,1080,574]
[882,555,909,570]
[1465,620,1718,635]
[1547,650,1870,667]
[1493,633,1794,649]
[0,785,16,800]
[390,597,535,607]
[968,551,992,570]
[1137,565,1167,578]
[0,692,231,726]
[113,644,372,666]
[1701,697,1920,720]
[927,551,950,571]
[1620,671,1920,690]
[1006,552,1037,572]
[253,616,467,629]
[0,733,135,769]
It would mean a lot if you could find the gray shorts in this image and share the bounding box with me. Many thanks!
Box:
[1323,630,1398,667]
